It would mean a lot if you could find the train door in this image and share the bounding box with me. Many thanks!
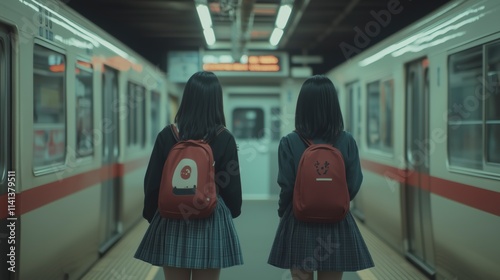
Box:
[404,58,436,277]
[228,93,281,199]
[0,24,13,280]
[345,81,365,220]
[167,93,179,125]
[99,66,121,253]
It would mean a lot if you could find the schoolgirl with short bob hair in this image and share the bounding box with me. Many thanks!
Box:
[175,71,226,140]
[268,75,374,280]
[135,71,243,280]
[294,75,344,144]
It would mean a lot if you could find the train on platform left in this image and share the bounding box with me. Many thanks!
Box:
[3,0,500,279]
[0,0,169,279]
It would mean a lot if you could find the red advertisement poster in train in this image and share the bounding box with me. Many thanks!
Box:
[33,125,65,166]
[48,128,65,159]
[33,129,47,166]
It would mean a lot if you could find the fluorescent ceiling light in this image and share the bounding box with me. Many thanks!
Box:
[196,4,212,29]
[240,55,248,64]
[196,2,216,46]
[276,5,292,29]
[269,3,292,46]
[204,28,216,45]
[269,28,284,46]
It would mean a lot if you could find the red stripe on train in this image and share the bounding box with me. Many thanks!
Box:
[361,159,500,216]
[0,157,149,219]
[2,158,498,219]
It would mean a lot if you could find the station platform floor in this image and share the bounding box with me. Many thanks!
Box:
[80,200,429,280]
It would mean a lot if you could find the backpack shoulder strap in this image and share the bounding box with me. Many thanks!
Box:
[216,125,227,136]
[170,124,180,142]
[293,130,313,147]
[171,124,226,143]
[206,125,227,144]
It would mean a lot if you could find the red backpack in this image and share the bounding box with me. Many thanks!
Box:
[293,132,350,223]
[158,124,224,220]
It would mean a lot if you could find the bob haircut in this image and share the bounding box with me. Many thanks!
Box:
[174,71,226,140]
[295,75,344,144]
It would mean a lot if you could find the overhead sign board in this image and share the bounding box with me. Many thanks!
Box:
[202,52,289,77]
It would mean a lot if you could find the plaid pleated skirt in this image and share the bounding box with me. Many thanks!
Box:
[268,205,374,272]
[134,198,243,269]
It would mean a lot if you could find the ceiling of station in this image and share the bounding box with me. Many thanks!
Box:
[66,0,452,75]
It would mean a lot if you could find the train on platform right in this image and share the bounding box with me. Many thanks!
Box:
[326,0,500,279]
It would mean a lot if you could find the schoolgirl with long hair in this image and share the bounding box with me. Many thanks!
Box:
[135,71,243,280]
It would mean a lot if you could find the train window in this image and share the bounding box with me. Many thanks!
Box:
[75,60,93,157]
[366,80,394,152]
[0,38,6,187]
[448,47,483,169]
[151,91,161,144]
[232,108,264,139]
[139,87,146,147]
[448,41,500,170]
[127,83,135,145]
[346,81,362,142]
[127,82,146,147]
[486,42,500,164]
[33,45,66,169]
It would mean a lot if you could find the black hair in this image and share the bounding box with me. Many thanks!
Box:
[295,75,344,144]
[174,71,226,140]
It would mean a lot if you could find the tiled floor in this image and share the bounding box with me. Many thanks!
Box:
[81,200,428,280]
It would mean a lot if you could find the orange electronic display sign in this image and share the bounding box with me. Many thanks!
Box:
[203,55,280,72]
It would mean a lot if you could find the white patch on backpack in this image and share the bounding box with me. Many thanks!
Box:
[172,158,197,195]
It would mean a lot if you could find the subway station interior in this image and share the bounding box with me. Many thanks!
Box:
[1,0,500,279]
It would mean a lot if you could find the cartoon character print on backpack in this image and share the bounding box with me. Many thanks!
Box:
[172,159,198,195]
[314,160,330,176]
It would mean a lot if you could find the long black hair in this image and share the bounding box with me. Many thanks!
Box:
[174,71,226,140]
[295,75,344,144]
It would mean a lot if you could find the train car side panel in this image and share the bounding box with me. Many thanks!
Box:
[19,186,101,280]
[328,1,500,278]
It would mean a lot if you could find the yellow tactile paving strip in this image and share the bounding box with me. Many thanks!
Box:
[81,221,157,280]
[356,221,428,280]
